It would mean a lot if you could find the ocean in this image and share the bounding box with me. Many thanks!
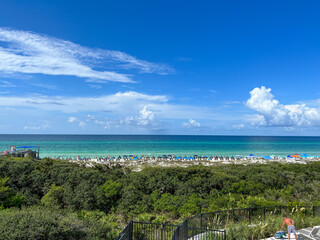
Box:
[0,135,320,158]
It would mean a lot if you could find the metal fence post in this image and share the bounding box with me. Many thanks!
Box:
[263,206,266,221]
[279,205,282,214]
[200,213,203,229]
[161,223,163,240]
[232,209,235,222]
[129,221,133,240]
[186,219,189,239]
[248,208,251,223]
[313,206,315,217]
[305,206,307,216]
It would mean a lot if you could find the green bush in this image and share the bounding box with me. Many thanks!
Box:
[41,184,65,208]
[0,207,87,240]
[1,157,320,238]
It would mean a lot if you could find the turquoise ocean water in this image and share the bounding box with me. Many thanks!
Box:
[0,135,320,158]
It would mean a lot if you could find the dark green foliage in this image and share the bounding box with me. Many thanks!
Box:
[0,206,118,240]
[41,184,65,208]
[97,180,122,212]
[0,206,87,240]
[0,177,24,208]
[0,157,320,238]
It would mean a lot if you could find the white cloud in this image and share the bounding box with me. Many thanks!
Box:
[137,106,155,126]
[0,91,168,113]
[0,80,15,87]
[24,121,50,130]
[120,106,161,128]
[0,91,11,94]
[68,116,86,128]
[232,123,245,129]
[0,27,173,83]
[246,86,320,127]
[87,84,102,89]
[69,106,160,130]
[0,90,228,123]
[78,121,86,128]
[68,117,78,123]
[183,119,200,128]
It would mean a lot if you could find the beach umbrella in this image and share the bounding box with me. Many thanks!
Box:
[291,154,300,158]
[176,157,181,159]
[249,154,254,156]
[188,157,194,160]
[262,156,273,160]
[301,153,308,157]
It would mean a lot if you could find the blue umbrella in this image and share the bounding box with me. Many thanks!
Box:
[263,156,273,160]
[16,146,37,148]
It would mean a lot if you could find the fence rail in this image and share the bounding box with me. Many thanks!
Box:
[115,205,320,240]
[184,205,320,230]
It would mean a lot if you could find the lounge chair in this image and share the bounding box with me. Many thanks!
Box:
[297,226,320,240]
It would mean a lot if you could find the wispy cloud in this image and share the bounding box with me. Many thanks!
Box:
[29,82,57,90]
[175,56,193,62]
[0,90,229,121]
[87,84,102,89]
[0,80,15,87]
[0,27,173,83]
[24,121,50,130]
[0,91,12,94]
[0,91,168,113]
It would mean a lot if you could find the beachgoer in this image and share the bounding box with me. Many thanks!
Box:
[280,214,297,240]
[4,149,8,155]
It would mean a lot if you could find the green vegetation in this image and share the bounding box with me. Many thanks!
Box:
[0,157,320,239]
[225,212,320,240]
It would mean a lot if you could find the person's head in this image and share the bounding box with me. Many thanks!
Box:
[283,214,287,219]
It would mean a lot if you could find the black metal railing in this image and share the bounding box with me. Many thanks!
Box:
[115,221,132,240]
[172,225,226,240]
[115,205,320,240]
[115,221,225,240]
[184,205,320,230]
[132,221,177,240]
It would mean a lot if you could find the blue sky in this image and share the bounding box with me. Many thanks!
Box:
[1,0,320,135]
